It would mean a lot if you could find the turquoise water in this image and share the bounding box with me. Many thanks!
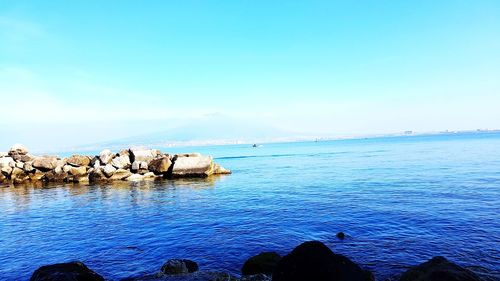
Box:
[1,133,499,280]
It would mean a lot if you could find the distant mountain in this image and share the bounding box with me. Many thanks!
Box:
[70,114,302,152]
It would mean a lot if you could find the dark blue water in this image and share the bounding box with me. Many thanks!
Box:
[1,133,499,280]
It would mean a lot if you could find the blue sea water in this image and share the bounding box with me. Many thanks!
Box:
[0,133,499,280]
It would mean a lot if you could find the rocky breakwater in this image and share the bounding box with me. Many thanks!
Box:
[0,144,231,185]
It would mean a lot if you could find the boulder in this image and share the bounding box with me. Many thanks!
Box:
[66,155,91,167]
[118,149,130,156]
[89,168,107,182]
[171,155,214,177]
[68,166,87,176]
[272,241,373,281]
[12,153,35,162]
[32,156,59,171]
[109,169,133,180]
[30,261,104,281]
[126,174,144,181]
[399,256,482,281]
[44,170,68,182]
[8,144,29,156]
[213,164,231,175]
[111,154,131,169]
[90,156,101,168]
[15,161,25,169]
[23,162,35,173]
[241,274,272,281]
[103,164,116,177]
[0,172,7,183]
[0,152,7,157]
[99,149,114,164]
[242,252,281,276]
[29,170,45,181]
[1,165,13,176]
[143,172,156,179]
[0,157,14,168]
[130,148,158,164]
[148,156,172,174]
[11,167,30,184]
[131,161,149,174]
[124,271,238,281]
[161,259,199,275]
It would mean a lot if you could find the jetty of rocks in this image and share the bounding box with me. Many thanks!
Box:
[0,144,231,185]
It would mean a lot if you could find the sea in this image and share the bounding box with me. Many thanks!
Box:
[1,132,499,280]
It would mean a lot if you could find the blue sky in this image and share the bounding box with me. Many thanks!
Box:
[1,1,499,151]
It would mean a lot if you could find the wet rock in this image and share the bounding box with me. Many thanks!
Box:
[130,148,158,164]
[66,155,91,167]
[242,252,281,276]
[29,169,45,181]
[272,241,373,281]
[11,167,30,184]
[89,168,107,181]
[148,156,172,174]
[103,164,117,177]
[241,274,272,281]
[124,271,238,281]
[99,149,114,164]
[143,172,156,179]
[126,174,144,181]
[109,169,133,180]
[171,155,214,177]
[30,261,104,281]
[68,166,87,176]
[32,156,59,171]
[45,170,68,182]
[112,154,131,169]
[213,164,231,175]
[399,256,482,281]
[161,259,199,275]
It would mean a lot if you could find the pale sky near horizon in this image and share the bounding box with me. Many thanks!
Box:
[1,1,499,151]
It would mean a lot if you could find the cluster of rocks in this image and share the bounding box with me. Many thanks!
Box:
[0,144,231,185]
[29,241,485,281]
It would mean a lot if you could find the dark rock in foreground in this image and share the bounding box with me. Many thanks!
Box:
[161,259,199,275]
[123,271,238,281]
[272,241,373,281]
[241,252,281,276]
[30,261,104,281]
[399,256,482,281]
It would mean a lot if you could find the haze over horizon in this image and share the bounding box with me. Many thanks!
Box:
[1,0,499,151]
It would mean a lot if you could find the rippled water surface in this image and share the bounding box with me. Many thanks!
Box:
[1,133,500,280]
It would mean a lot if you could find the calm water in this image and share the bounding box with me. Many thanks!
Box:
[1,133,499,280]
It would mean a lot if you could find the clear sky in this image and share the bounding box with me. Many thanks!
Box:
[1,1,499,151]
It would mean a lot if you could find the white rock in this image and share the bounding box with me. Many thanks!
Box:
[126,173,144,181]
[99,149,114,164]
[103,164,116,177]
[0,157,14,168]
[8,144,29,155]
[111,154,131,169]
[129,148,158,164]
[15,162,24,169]
[172,155,214,177]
